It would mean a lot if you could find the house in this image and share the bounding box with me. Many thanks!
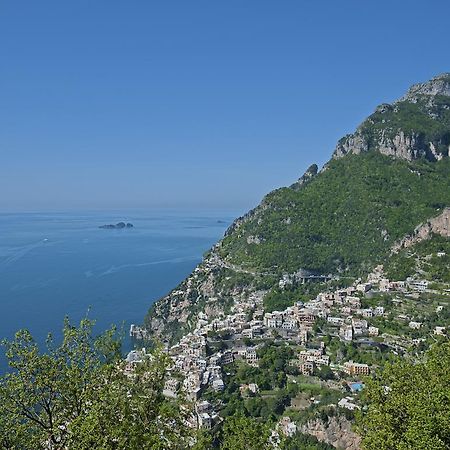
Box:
[282,319,298,330]
[299,361,314,375]
[264,312,283,328]
[340,325,353,341]
[346,296,361,309]
[338,397,360,411]
[198,413,212,429]
[163,378,179,398]
[221,350,234,365]
[297,311,316,326]
[360,308,373,318]
[356,283,372,293]
[408,280,428,292]
[240,383,259,395]
[212,379,224,391]
[327,316,345,326]
[352,318,368,335]
[245,347,259,366]
[196,400,212,414]
[188,387,202,401]
[409,321,422,330]
[125,349,144,365]
[242,328,254,339]
[316,355,330,366]
[343,361,370,376]
[298,329,308,344]
[379,279,391,292]
[434,326,446,336]
[368,326,379,336]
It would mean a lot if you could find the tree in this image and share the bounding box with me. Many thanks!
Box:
[315,365,335,381]
[220,415,272,450]
[357,341,450,450]
[280,431,334,450]
[0,318,191,450]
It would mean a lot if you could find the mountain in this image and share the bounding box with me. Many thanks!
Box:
[145,74,450,342]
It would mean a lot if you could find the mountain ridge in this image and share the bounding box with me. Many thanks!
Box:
[145,74,450,342]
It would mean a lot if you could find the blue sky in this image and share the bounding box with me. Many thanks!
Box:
[1,1,449,212]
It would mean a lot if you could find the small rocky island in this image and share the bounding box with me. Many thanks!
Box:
[99,222,134,229]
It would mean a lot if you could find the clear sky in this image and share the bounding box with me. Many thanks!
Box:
[1,1,449,212]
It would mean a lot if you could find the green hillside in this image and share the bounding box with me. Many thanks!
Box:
[219,153,450,276]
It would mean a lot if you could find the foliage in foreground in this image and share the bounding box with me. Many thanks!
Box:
[0,318,191,450]
[357,341,450,450]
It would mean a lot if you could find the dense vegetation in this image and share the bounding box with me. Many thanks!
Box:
[219,153,450,275]
[0,319,194,450]
[357,341,450,449]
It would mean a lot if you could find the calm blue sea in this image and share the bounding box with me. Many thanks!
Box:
[0,210,235,372]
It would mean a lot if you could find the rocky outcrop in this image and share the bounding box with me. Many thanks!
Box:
[299,416,361,449]
[224,203,266,238]
[333,73,450,162]
[145,250,250,342]
[398,73,450,103]
[334,130,433,161]
[334,134,369,159]
[290,163,318,190]
[392,208,450,253]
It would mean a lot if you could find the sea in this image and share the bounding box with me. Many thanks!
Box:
[0,210,237,372]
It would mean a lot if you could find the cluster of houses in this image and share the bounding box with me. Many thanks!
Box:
[153,280,386,424]
[126,263,447,427]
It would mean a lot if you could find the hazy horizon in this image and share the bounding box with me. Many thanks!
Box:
[2,1,450,211]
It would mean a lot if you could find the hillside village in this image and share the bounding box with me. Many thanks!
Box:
[128,248,449,446]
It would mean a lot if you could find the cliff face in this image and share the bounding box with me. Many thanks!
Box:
[299,416,361,450]
[399,73,450,102]
[392,207,450,253]
[334,129,436,161]
[144,249,267,342]
[333,73,450,162]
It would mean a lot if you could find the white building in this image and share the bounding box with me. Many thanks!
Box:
[198,413,212,429]
[212,379,224,391]
[338,397,360,411]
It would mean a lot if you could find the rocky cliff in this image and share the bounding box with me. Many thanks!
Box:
[392,207,450,253]
[299,416,361,450]
[333,73,450,162]
[399,73,450,102]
